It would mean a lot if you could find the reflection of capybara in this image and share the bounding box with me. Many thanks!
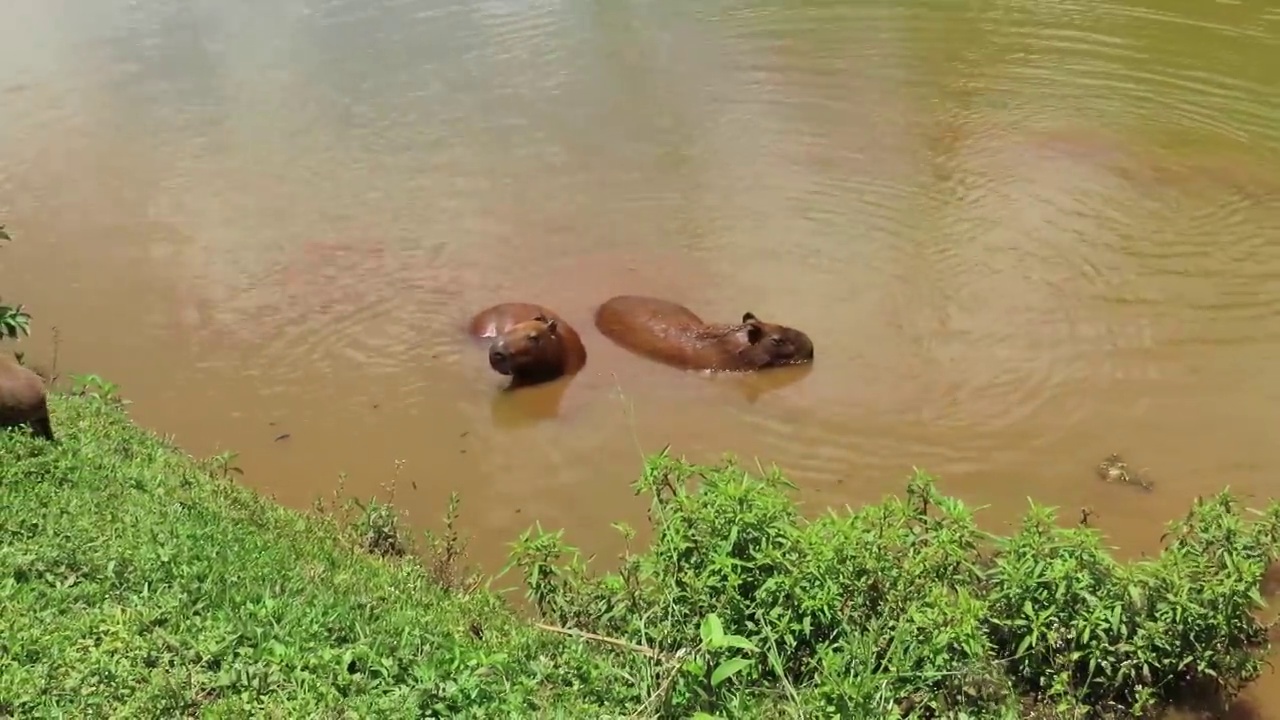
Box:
[0,356,54,441]
[594,295,815,372]
[467,303,587,388]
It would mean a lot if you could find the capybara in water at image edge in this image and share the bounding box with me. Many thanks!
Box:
[0,356,54,441]
[467,303,587,388]
[593,294,814,372]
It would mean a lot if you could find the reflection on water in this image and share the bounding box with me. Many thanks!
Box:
[2,0,1280,710]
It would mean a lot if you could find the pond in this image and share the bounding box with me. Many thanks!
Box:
[1,0,1279,711]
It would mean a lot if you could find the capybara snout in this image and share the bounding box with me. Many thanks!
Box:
[741,312,814,365]
[488,345,512,374]
[487,315,562,376]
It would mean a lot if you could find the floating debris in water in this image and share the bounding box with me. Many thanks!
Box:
[1096,453,1154,491]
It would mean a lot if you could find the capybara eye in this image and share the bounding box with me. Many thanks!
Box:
[771,337,785,346]
[528,333,540,344]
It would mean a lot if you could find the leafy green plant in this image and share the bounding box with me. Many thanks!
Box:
[0,301,30,340]
[681,613,760,708]
[509,452,1280,718]
[0,223,32,341]
[421,491,482,592]
[350,495,408,558]
[203,449,243,479]
[70,374,125,404]
[315,464,426,561]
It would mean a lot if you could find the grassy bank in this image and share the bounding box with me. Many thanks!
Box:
[3,392,1279,718]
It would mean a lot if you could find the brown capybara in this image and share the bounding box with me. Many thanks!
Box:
[0,356,54,441]
[467,303,587,388]
[594,295,814,372]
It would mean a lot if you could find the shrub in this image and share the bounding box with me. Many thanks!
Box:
[510,450,1280,718]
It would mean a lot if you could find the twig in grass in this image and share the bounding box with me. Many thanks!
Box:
[534,622,665,660]
[49,326,61,388]
[534,618,695,719]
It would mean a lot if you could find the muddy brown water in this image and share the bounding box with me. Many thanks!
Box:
[3,0,1280,712]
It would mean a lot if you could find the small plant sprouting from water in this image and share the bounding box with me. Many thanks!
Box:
[0,301,30,340]
[422,491,482,593]
[508,450,1280,718]
[0,223,33,341]
[351,495,407,558]
[350,462,412,559]
[310,463,480,581]
[204,450,243,480]
[70,374,125,405]
[312,470,410,558]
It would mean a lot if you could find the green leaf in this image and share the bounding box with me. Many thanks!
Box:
[700,613,725,646]
[720,634,759,653]
[1016,634,1033,658]
[710,657,752,688]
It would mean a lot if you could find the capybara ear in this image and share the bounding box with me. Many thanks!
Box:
[745,323,764,345]
[742,312,759,323]
[544,318,558,335]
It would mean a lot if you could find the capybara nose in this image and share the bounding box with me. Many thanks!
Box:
[488,347,511,373]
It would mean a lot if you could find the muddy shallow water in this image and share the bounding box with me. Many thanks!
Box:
[2,0,1280,713]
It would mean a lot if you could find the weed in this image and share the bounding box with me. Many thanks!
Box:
[509,451,1280,718]
[421,491,483,593]
[69,373,126,405]
[350,495,409,558]
[0,300,29,340]
[204,450,244,479]
[0,224,32,341]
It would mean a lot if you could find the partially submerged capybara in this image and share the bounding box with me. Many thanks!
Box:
[467,303,587,388]
[593,295,814,372]
[0,355,54,441]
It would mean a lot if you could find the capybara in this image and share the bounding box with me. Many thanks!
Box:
[467,303,587,388]
[0,356,54,441]
[594,295,815,372]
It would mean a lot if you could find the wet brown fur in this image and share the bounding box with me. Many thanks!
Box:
[467,303,587,388]
[593,295,815,372]
[0,356,54,441]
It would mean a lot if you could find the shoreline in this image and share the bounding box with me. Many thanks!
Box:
[2,389,1277,717]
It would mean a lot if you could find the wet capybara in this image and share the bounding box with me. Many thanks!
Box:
[0,356,54,441]
[467,303,587,388]
[593,295,815,372]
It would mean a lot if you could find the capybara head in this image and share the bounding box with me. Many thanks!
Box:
[487,314,568,381]
[735,312,815,368]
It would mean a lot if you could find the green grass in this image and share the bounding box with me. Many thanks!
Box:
[0,393,645,718]
[3,391,1279,718]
